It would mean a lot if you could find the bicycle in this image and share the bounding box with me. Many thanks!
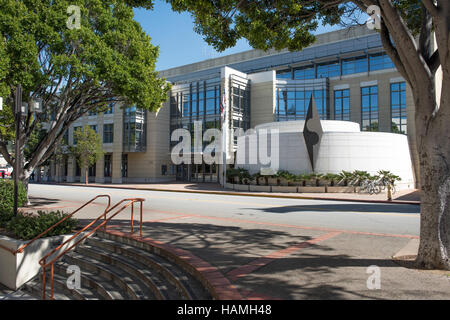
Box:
[360,179,382,195]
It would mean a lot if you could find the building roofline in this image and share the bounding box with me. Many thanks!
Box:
[158,26,376,78]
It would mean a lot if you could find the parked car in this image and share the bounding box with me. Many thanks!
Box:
[0,164,12,178]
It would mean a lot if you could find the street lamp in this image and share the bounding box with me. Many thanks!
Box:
[13,85,42,216]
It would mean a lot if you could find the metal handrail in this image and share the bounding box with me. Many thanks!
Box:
[0,195,111,255]
[39,197,145,300]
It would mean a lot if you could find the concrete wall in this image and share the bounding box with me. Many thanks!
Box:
[248,71,276,128]
[236,120,415,186]
[0,233,87,290]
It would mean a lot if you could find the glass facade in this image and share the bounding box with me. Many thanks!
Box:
[369,53,395,71]
[293,65,315,80]
[276,52,394,80]
[123,105,146,152]
[391,82,407,134]
[342,56,368,75]
[361,86,379,131]
[276,79,329,121]
[103,123,114,143]
[317,61,340,78]
[334,89,350,121]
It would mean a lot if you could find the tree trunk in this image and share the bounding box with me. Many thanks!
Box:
[415,106,450,270]
[85,168,89,185]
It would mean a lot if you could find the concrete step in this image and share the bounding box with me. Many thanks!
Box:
[23,276,71,300]
[75,243,171,299]
[87,235,210,299]
[63,249,143,299]
[20,231,212,300]
[53,261,115,300]
[95,231,212,300]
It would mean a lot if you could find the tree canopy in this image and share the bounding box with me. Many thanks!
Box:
[0,0,170,178]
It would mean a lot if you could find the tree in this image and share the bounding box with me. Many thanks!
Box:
[70,126,103,184]
[158,0,450,270]
[0,0,169,189]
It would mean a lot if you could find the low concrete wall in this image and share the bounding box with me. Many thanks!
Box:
[233,184,250,191]
[0,233,87,290]
[298,186,327,193]
[327,186,355,193]
[271,186,298,193]
[249,185,271,192]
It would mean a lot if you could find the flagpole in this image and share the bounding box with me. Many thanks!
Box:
[221,87,227,188]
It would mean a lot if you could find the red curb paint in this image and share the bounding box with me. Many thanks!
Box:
[144,214,195,223]
[104,229,242,300]
[227,232,342,282]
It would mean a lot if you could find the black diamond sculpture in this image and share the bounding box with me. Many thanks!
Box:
[303,95,323,171]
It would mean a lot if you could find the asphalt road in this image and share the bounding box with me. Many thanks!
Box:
[28,183,420,237]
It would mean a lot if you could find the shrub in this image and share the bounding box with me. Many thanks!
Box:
[0,211,13,228]
[6,210,78,241]
[0,180,27,214]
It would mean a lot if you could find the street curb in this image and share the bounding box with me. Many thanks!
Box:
[37,182,421,206]
[102,229,243,300]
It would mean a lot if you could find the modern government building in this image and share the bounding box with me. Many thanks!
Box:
[45,26,421,188]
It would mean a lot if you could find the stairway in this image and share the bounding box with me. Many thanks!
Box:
[23,231,212,300]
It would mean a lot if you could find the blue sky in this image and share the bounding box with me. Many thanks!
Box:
[134,2,343,71]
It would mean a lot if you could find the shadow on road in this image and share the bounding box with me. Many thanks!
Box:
[246,203,420,214]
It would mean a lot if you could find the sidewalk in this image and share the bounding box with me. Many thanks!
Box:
[43,181,420,205]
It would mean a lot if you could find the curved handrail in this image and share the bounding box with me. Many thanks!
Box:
[39,197,145,300]
[0,195,111,255]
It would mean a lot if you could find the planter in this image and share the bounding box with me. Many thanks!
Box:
[259,177,269,186]
[298,186,326,193]
[224,182,234,190]
[249,185,271,192]
[326,186,355,193]
[271,186,298,193]
[233,184,250,191]
[0,232,87,290]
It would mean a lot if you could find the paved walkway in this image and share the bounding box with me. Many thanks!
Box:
[40,182,420,205]
[10,185,448,300]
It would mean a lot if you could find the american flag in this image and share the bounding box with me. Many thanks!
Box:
[220,90,226,122]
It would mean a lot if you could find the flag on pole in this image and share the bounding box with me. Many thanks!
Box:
[220,88,228,186]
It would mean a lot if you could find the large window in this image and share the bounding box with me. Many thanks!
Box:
[103,124,114,143]
[276,70,292,80]
[334,89,350,121]
[361,86,378,131]
[317,61,340,78]
[293,65,315,80]
[276,87,328,121]
[104,155,112,177]
[89,125,97,133]
[275,52,395,81]
[72,126,82,145]
[369,53,395,71]
[391,82,407,134]
[342,56,368,75]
